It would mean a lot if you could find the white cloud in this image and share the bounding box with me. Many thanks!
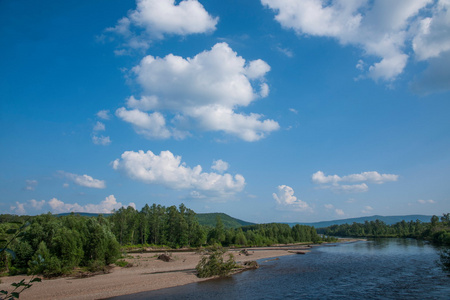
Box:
[335,208,345,216]
[312,170,397,193]
[93,121,106,132]
[262,0,450,85]
[112,150,245,195]
[108,0,218,50]
[116,108,171,139]
[92,135,112,146]
[48,195,135,214]
[119,42,279,141]
[97,110,111,120]
[412,1,450,61]
[328,183,369,194]
[211,159,229,173]
[289,108,298,114]
[61,172,106,189]
[10,202,26,215]
[418,199,436,204]
[25,179,38,191]
[29,199,46,210]
[273,185,311,212]
[324,204,334,209]
[92,119,111,146]
[312,171,398,184]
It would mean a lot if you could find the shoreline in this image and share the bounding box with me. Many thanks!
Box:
[0,247,299,299]
[0,241,361,299]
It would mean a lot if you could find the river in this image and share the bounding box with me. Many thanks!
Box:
[114,239,450,299]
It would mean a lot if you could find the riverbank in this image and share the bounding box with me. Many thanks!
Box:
[0,245,318,300]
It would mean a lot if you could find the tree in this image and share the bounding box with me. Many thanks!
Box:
[196,247,237,278]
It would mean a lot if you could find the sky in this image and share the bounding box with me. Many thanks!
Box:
[1,0,449,223]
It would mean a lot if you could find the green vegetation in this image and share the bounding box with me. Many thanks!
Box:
[0,203,334,280]
[196,246,237,278]
[0,213,120,279]
[196,213,254,229]
[319,213,450,246]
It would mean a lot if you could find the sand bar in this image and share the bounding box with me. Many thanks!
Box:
[0,246,313,300]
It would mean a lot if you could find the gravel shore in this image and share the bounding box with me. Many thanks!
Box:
[0,247,307,300]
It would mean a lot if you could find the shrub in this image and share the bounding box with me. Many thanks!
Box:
[196,247,237,278]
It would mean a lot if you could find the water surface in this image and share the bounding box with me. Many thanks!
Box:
[114,239,450,299]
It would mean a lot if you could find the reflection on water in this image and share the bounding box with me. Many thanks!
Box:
[113,239,450,300]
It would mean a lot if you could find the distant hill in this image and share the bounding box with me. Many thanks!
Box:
[288,215,434,229]
[196,212,255,228]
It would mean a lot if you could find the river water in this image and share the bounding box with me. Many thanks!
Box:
[116,239,450,299]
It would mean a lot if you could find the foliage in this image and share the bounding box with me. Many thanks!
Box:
[115,259,132,268]
[0,277,41,300]
[109,204,205,248]
[320,214,450,246]
[0,219,41,299]
[1,213,121,278]
[439,247,450,274]
[196,247,237,278]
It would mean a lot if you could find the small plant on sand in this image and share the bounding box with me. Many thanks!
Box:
[115,259,133,268]
[196,246,237,278]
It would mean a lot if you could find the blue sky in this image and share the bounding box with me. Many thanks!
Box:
[1,0,449,223]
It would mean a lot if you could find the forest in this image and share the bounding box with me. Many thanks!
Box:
[318,213,450,246]
[0,203,332,278]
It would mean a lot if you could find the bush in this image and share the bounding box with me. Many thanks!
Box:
[196,247,237,278]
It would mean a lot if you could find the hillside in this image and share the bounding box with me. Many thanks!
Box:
[196,212,255,228]
[289,215,434,229]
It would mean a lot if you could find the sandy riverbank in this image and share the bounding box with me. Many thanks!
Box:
[0,245,315,300]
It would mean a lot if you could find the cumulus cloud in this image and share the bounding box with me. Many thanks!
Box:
[116,108,171,139]
[92,119,111,146]
[273,185,311,212]
[412,1,450,61]
[93,121,106,132]
[118,43,279,141]
[10,196,134,215]
[97,110,111,120]
[312,170,397,193]
[112,150,245,195]
[211,159,229,173]
[262,0,450,87]
[10,202,26,215]
[92,135,112,146]
[61,172,106,189]
[107,0,218,51]
[49,195,135,214]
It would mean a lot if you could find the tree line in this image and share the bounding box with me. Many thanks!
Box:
[0,213,120,278]
[318,214,450,245]
[1,203,330,278]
